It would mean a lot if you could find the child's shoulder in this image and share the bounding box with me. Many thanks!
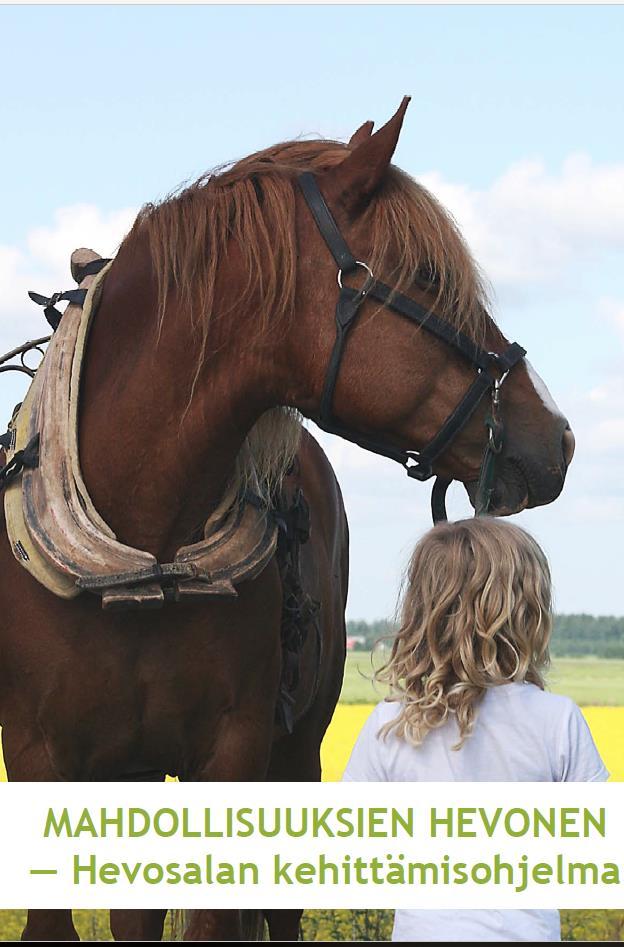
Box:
[363,699,405,732]
[368,687,582,740]
[369,699,402,720]
[486,682,579,720]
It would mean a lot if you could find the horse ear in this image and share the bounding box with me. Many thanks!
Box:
[324,97,411,213]
[348,120,374,149]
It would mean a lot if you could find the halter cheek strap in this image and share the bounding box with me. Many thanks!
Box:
[297,171,526,522]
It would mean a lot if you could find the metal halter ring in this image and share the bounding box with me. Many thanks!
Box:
[493,370,510,393]
[337,261,375,290]
[487,352,511,388]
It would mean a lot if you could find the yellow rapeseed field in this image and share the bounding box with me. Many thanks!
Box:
[320,705,624,783]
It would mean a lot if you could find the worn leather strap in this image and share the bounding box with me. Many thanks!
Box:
[27,288,89,330]
[407,370,495,479]
[319,286,369,422]
[298,172,358,274]
[72,257,111,282]
[0,432,40,487]
[368,281,496,371]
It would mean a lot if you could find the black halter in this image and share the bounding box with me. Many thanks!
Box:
[298,171,526,523]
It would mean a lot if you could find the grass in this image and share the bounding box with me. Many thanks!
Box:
[340,652,624,705]
[547,657,624,706]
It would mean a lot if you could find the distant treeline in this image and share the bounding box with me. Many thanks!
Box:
[347,615,624,659]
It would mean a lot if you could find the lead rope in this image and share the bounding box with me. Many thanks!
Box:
[430,374,506,522]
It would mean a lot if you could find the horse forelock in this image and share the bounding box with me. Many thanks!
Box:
[120,137,491,500]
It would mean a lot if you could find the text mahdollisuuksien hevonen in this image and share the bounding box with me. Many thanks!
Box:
[43,806,606,840]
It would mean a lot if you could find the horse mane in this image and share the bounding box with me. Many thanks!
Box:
[122,137,491,504]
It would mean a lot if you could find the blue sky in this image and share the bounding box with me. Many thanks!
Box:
[1,4,623,618]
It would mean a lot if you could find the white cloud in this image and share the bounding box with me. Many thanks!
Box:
[554,370,624,526]
[26,205,136,275]
[0,204,136,351]
[418,155,624,299]
[576,374,624,456]
[588,418,624,452]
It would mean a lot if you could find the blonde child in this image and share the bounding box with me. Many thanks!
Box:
[343,518,608,942]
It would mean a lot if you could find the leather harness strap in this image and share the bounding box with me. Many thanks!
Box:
[27,259,111,330]
[298,171,526,521]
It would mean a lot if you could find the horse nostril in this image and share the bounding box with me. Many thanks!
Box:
[562,425,575,468]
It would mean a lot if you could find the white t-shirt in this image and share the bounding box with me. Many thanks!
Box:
[342,682,609,942]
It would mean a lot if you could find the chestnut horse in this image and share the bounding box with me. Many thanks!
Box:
[0,99,573,942]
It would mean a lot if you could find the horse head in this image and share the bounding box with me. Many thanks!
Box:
[283,98,574,516]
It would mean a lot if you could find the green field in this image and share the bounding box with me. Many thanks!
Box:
[340,652,624,706]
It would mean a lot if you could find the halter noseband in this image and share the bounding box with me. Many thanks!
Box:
[298,171,526,523]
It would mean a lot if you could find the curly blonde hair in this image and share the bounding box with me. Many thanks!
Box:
[375,517,553,749]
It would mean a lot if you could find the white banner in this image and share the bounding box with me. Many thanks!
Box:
[0,782,622,909]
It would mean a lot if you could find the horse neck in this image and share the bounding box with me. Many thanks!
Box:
[78,236,276,561]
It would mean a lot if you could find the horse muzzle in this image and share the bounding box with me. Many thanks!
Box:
[467,420,574,516]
